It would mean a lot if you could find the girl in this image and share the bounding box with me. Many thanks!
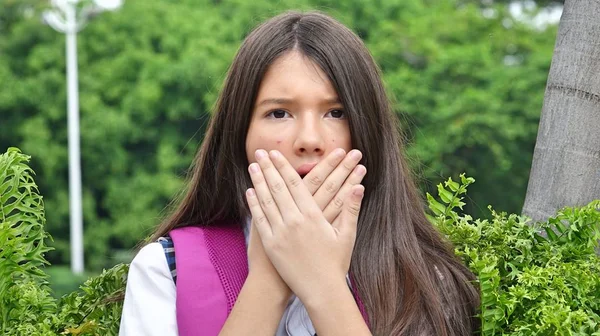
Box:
[120,10,480,336]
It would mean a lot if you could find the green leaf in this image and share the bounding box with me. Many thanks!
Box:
[444,178,460,193]
[427,193,446,216]
[437,184,454,204]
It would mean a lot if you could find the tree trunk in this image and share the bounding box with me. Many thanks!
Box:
[522,0,600,223]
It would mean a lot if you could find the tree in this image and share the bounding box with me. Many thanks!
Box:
[0,0,558,270]
[362,0,556,217]
[523,0,600,222]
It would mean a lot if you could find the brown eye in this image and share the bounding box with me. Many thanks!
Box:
[268,110,290,119]
[327,109,345,119]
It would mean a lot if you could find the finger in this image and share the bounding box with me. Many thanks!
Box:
[303,148,346,195]
[254,149,303,222]
[323,164,366,223]
[248,161,285,232]
[313,150,363,211]
[269,150,320,214]
[245,188,273,239]
[333,184,365,234]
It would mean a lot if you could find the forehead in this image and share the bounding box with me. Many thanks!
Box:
[255,51,339,104]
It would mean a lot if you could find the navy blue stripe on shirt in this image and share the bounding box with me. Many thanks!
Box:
[158,236,177,284]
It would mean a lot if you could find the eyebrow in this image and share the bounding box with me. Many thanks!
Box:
[256,97,341,107]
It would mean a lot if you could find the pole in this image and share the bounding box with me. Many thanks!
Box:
[43,0,123,275]
[65,2,84,274]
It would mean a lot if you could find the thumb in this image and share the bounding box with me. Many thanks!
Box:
[334,184,365,234]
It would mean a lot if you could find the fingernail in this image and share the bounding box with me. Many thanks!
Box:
[255,149,267,159]
[333,148,345,158]
[350,150,362,160]
[269,150,280,159]
[246,188,256,197]
[355,165,366,176]
[249,163,260,173]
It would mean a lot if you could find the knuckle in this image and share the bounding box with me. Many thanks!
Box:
[288,218,301,228]
[308,175,322,186]
[270,181,285,194]
[260,197,275,208]
[348,204,361,217]
[255,215,268,226]
[325,181,337,193]
[288,176,302,188]
[333,196,344,209]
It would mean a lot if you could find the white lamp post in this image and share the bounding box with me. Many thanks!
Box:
[43,0,123,274]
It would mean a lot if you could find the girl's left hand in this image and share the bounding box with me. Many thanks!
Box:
[245,149,366,304]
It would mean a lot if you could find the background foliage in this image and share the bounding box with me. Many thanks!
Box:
[430,176,600,335]
[0,148,127,335]
[0,0,559,272]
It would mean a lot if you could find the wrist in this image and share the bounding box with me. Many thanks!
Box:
[301,279,371,336]
[246,271,292,304]
[299,276,351,310]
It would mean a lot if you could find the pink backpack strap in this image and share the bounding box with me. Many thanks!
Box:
[203,223,249,312]
[170,222,248,336]
[349,274,370,328]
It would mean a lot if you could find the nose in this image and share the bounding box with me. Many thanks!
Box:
[293,115,325,156]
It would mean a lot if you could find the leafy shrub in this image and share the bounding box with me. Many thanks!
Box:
[0,147,56,334]
[1,148,599,335]
[429,175,600,336]
[46,266,95,299]
[0,148,127,336]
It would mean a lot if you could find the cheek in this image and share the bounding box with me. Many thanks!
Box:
[246,133,288,160]
[245,131,262,163]
[261,137,292,157]
[266,138,288,150]
[332,127,352,151]
[251,135,284,148]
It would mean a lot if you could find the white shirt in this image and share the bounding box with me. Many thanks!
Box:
[119,222,319,335]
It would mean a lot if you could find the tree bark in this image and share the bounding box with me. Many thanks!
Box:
[522,0,600,223]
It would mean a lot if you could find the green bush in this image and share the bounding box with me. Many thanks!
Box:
[0,148,127,336]
[1,149,599,335]
[46,266,97,299]
[429,175,600,336]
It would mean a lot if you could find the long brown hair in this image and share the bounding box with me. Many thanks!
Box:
[151,11,480,335]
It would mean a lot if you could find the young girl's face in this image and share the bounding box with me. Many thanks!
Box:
[246,51,352,177]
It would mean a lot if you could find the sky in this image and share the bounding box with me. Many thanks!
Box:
[509,0,563,29]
